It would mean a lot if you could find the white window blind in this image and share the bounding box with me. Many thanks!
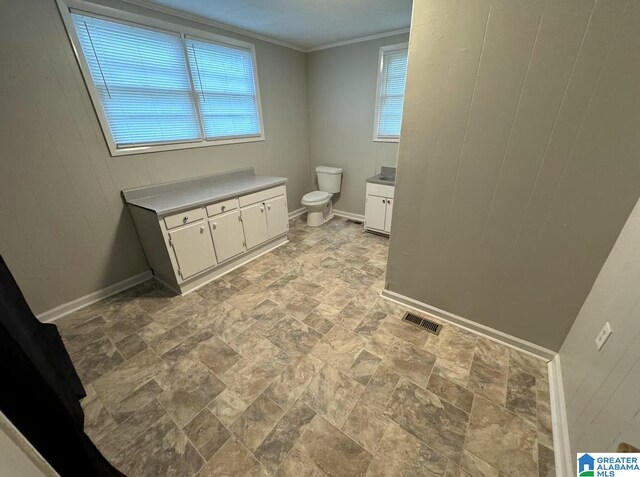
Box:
[71,13,201,147]
[67,10,263,154]
[186,38,261,140]
[375,46,408,140]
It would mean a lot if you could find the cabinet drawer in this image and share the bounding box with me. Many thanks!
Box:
[206,198,237,217]
[366,182,394,198]
[163,207,205,230]
[239,185,286,207]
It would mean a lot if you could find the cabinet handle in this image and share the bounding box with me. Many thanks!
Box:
[382,198,385,203]
[221,205,225,211]
[387,199,391,204]
[200,226,205,233]
[267,204,271,210]
[212,223,217,230]
[260,207,264,213]
[183,216,189,223]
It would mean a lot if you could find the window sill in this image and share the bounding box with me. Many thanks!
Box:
[109,135,265,157]
[373,137,400,143]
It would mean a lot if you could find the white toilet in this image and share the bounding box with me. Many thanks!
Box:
[301,166,343,226]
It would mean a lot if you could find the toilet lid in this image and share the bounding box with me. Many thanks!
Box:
[303,191,330,203]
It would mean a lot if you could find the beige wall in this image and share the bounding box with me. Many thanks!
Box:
[307,34,409,215]
[0,0,310,314]
[387,0,640,350]
[560,194,640,455]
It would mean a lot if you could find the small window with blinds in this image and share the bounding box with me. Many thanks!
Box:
[65,9,263,155]
[374,44,408,141]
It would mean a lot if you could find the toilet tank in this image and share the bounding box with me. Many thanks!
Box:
[316,166,342,193]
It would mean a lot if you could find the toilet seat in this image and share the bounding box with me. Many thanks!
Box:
[302,191,331,204]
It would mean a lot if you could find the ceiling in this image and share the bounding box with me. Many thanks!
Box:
[126,0,412,51]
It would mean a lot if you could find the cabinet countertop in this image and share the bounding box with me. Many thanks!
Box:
[122,169,287,216]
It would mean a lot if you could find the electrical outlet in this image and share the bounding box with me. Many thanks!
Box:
[595,322,613,351]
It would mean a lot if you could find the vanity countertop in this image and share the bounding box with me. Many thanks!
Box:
[122,168,287,215]
[366,166,396,186]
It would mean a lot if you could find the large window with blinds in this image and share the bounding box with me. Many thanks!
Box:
[62,6,263,155]
[374,44,408,141]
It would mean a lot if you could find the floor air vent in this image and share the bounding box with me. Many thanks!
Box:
[402,312,442,335]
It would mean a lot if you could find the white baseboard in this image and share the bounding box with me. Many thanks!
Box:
[37,271,153,323]
[333,209,365,223]
[380,289,556,361]
[548,355,573,476]
[288,207,306,220]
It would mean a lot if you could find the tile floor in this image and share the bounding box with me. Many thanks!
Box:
[57,217,555,477]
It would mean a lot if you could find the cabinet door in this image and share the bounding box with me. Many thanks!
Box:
[365,194,387,231]
[240,202,269,249]
[210,210,246,263]
[168,222,217,281]
[265,195,289,238]
[384,198,393,232]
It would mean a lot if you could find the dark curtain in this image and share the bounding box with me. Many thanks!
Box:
[0,256,124,477]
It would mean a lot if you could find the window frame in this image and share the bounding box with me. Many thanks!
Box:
[373,43,408,143]
[57,0,265,156]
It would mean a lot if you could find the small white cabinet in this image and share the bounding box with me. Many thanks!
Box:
[241,202,270,249]
[168,221,217,280]
[266,195,289,238]
[364,183,394,235]
[209,210,246,263]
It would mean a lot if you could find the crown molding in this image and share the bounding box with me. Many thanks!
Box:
[306,28,410,52]
[111,0,409,54]
[118,0,307,51]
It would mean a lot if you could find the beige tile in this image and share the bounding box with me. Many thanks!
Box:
[274,447,324,477]
[93,349,165,412]
[382,337,436,388]
[148,324,192,355]
[265,360,316,409]
[182,409,230,460]
[467,360,507,405]
[465,397,537,475]
[311,325,367,372]
[302,365,365,428]
[208,389,249,426]
[384,380,469,463]
[359,366,401,414]
[114,333,148,359]
[198,438,269,477]
[342,401,388,453]
[194,335,241,376]
[297,416,372,477]
[506,370,537,423]
[112,413,204,477]
[222,357,286,402]
[348,350,382,386]
[157,357,226,428]
[366,423,448,477]
[474,337,509,374]
[70,335,125,384]
[254,400,316,472]
[427,373,474,413]
[230,394,284,451]
[538,444,556,477]
[461,449,499,477]
[265,316,323,359]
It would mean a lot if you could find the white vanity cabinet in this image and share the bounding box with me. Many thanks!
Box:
[239,186,289,250]
[209,209,245,263]
[124,170,289,295]
[364,183,394,235]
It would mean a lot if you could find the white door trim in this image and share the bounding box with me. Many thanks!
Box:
[548,355,573,477]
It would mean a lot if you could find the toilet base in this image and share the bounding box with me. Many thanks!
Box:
[305,201,333,226]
